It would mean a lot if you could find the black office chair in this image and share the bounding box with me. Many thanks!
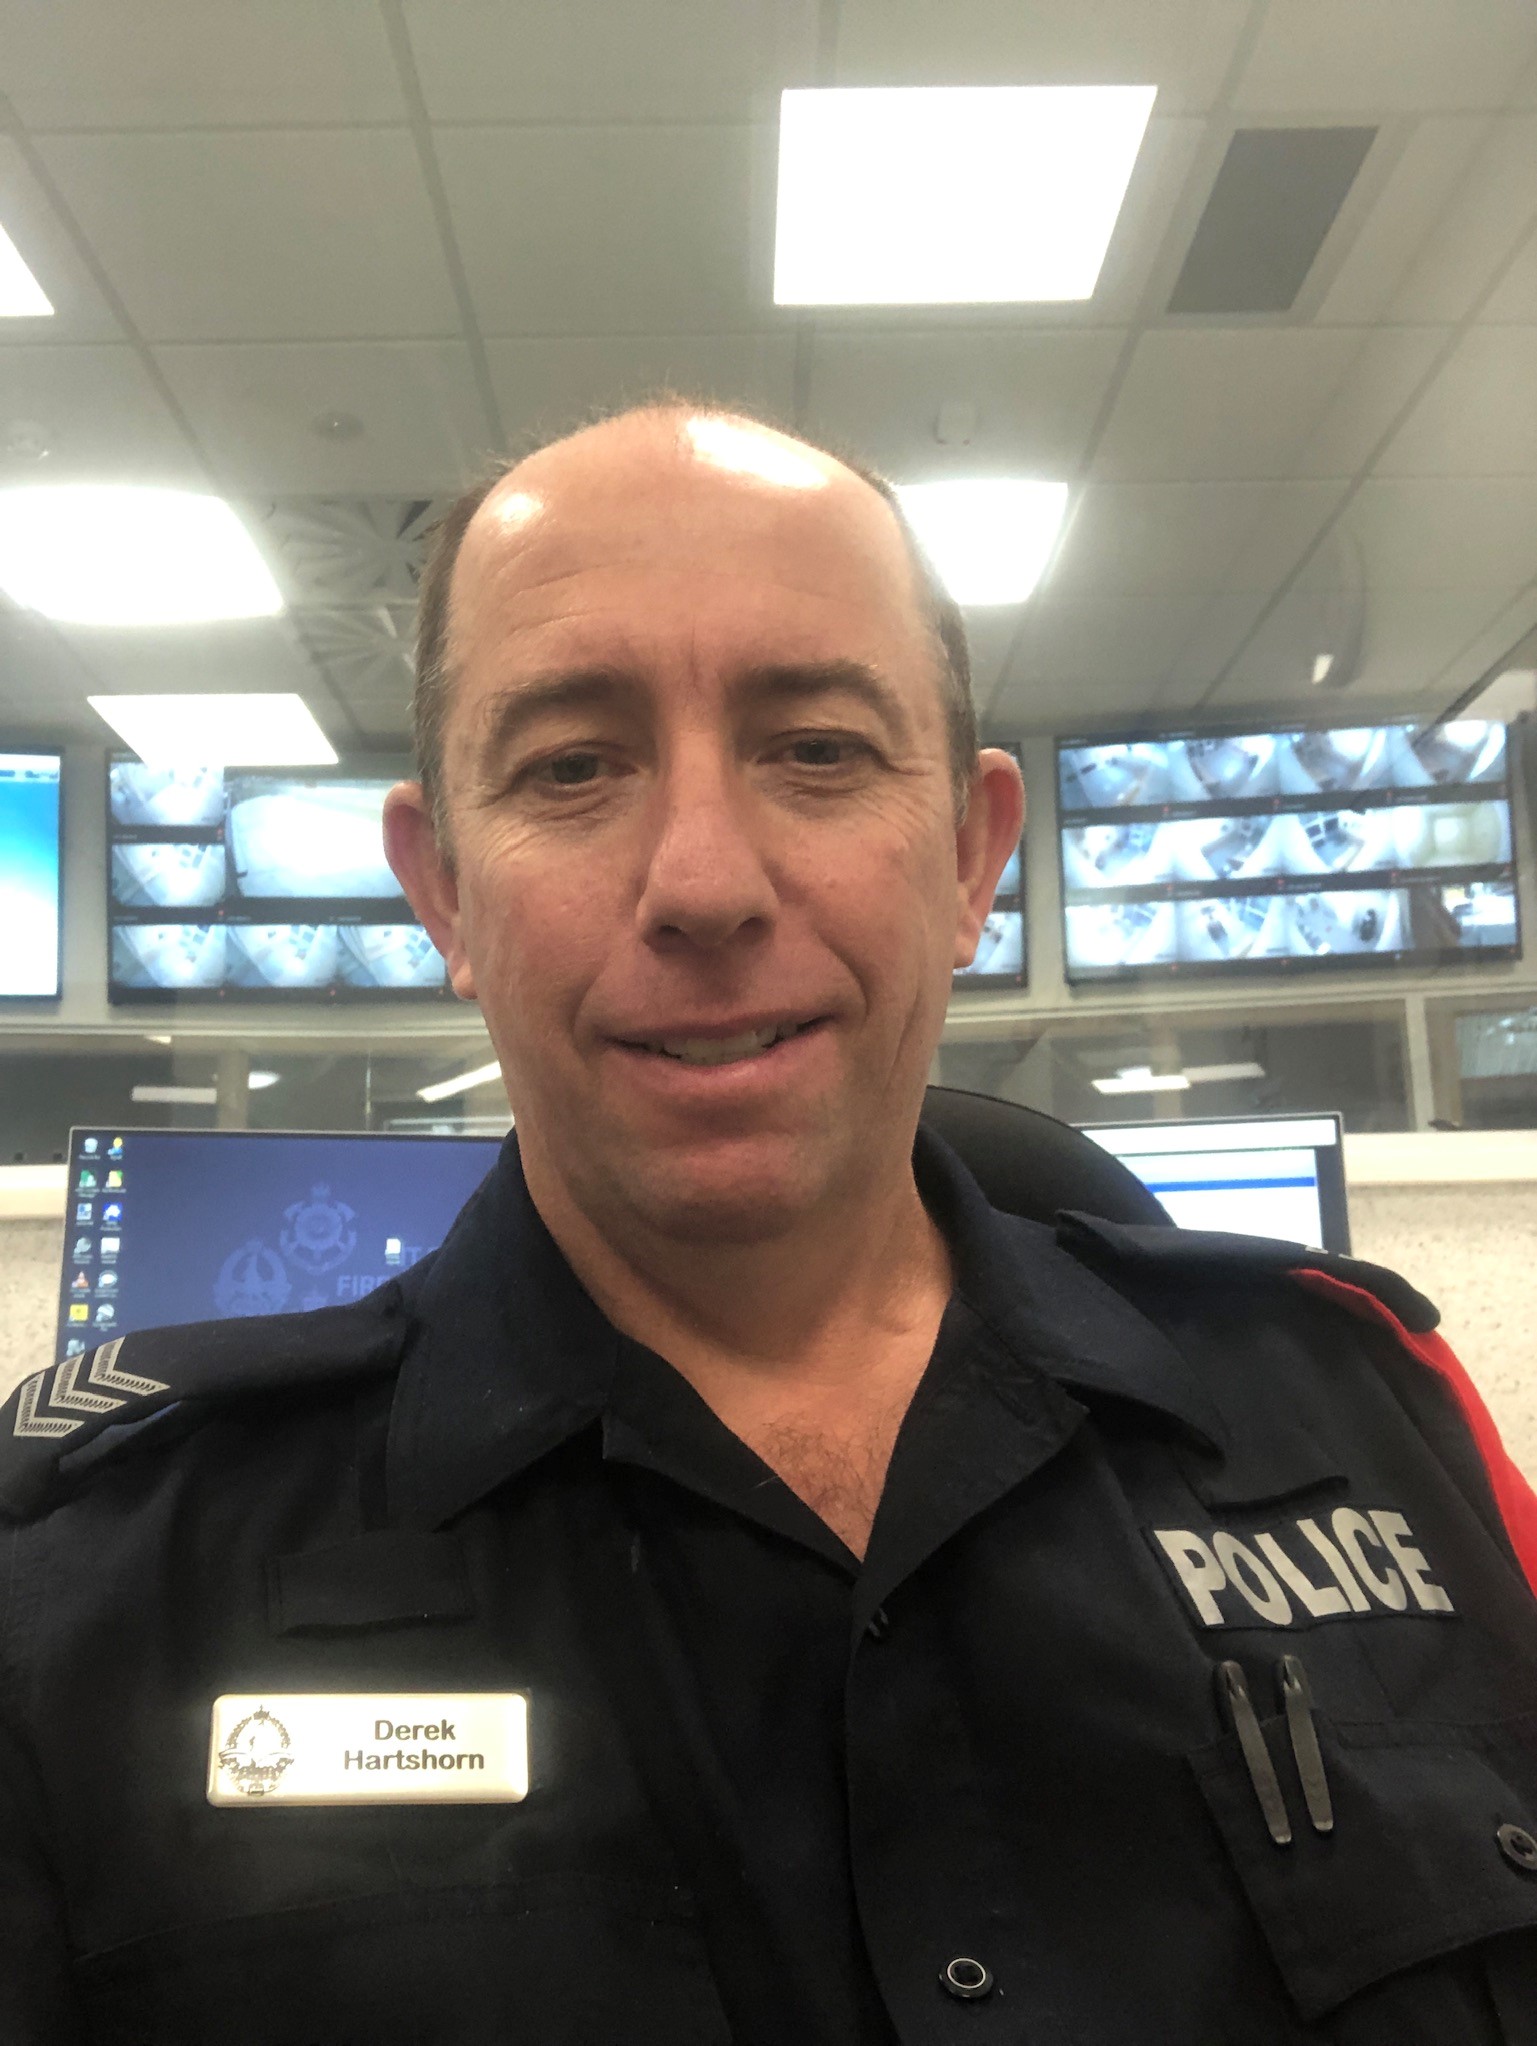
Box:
[920,1085,1171,1229]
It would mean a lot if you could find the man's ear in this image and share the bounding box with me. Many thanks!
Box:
[381,782,477,1000]
[953,748,1026,970]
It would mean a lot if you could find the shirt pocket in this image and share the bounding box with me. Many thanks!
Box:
[1191,1709,1537,2039]
[74,1872,733,2046]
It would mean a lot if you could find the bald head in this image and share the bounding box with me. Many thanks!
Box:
[412,403,975,844]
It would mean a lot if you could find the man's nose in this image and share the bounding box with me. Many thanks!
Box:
[635,755,778,951]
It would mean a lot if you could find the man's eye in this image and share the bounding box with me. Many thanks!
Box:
[785,735,863,768]
[538,752,604,787]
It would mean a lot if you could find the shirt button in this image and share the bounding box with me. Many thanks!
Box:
[865,1606,891,1642]
[1497,1822,1537,1872]
[941,1957,994,2001]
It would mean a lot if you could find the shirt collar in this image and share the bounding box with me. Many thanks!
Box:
[386,1126,1227,1532]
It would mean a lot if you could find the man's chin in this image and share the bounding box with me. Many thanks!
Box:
[616,1140,835,1247]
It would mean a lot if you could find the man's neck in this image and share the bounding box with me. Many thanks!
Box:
[519,1143,955,1555]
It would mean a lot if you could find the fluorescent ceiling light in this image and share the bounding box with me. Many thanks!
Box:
[0,223,51,317]
[88,693,337,768]
[0,486,283,625]
[131,1084,217,1105]
[248,1070,280,1090]
[1092,1066,1191,1097]
[895,479,1068,606]
[417,1059,502,1104]
[774,84,1156,306]
[1182,1061,1266,1085]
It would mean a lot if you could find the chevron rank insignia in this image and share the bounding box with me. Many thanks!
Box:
[1,1338,174,1516]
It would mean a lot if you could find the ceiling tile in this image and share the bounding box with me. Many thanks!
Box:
[439,125,768,335]
[0,138,129,345]
[34,131,459,342]
[1291,327,1450,476]
[1313,117,1490,324]
[1000,587,1207,699]
[0,610,97,733]
[404,0,818,121]
[154,343,490,493]
[1482,224,1537,319]
[485,332,797,440]
[1216,481,1351,589]
[1091,329,1364,480]
[1374,326,1537,476]
[1296,477,1537,591]
[803,329,1124,481]
[958,610,1020,712]
[1215,583,1513,707]
[834,0,1251,116]
[1233,0,1537,114]
[2,0,404,128]
[1385,113,1537,323]
[0,346,202,486]
[1046,482,1319,600]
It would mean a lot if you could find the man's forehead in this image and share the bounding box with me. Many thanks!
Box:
[452,411,917,633]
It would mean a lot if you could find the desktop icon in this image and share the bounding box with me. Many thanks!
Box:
[69,1270,90,1292]
[97,1270,118,1292]
[81,1137,99,1156]
[108,1137,124,1160]
[99,1234,120,1259]
[78,1168,98,1191]
[68,1303,89,1324]
[71,1236,92,1261]
[102,1201,123,1227]
[384,1237,403,1266]
[75,1202,95,1225]
[94,1303,116,1325]
[104,1169,123,1190]
[63,1338,86,1357]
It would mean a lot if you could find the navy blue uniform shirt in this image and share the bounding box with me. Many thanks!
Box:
[3,1130,1537,2043]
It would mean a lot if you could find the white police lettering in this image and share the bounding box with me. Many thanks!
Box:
[1151,1509,1453,1630]
[207,1693,528,1806]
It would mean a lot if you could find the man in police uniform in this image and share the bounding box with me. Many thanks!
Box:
[4,405,1537,2045]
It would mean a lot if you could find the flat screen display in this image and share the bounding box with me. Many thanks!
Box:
[0,750,62,998]
[106,762,448,1001]
[56,1127,502,1361]
[1058,721,1518,982]
[1081,1112,1349,1253]
[953,747,1026,991]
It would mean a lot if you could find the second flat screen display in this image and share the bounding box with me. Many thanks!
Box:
[1058,721,1518,981]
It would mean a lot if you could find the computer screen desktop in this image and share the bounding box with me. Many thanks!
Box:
[57,1128,503,1363]
[1082,1113,1350,1254]
[0,750,62,999]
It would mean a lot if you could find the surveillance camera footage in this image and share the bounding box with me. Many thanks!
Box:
[106,761,448,1002]
[1057,719,1519,982]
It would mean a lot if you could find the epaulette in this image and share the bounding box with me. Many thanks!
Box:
[1055,1211,1439,1335]
[0,1287,411,1523]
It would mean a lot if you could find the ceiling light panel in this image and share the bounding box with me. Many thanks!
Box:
[418,1060,503,1104]
[88,693,337,768]
[774,85,1156,306]
[0,487,283,625]
[0,221,52,316]
[896,479,1068,606]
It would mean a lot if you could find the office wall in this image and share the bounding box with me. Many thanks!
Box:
[3,1182,1537,1478]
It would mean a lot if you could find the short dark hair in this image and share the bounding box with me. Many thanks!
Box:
[411,401,977,843]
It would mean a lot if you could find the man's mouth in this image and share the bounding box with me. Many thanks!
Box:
[624,1018,820,1068]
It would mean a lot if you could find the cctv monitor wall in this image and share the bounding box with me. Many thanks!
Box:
[953,744,1026,991]
[0,750,62,998]
[107,761,449,1001]
[57,1127,503,1363]
[1081,1112,1349,1254]
[1057,721,1518,983]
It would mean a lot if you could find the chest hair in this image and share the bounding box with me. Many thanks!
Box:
[744,1401,909,1559]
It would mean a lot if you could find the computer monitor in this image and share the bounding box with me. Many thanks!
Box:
[1079,1112,1350,1254]
[57,1128,503,1365]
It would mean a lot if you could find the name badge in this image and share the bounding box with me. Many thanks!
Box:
[207,1693,529,1807]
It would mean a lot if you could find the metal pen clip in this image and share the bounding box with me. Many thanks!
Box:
[1276,1654,1334,1836]
[1217,1660,1293,1847]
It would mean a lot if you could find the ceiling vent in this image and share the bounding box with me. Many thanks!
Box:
[1168,126,1376,316]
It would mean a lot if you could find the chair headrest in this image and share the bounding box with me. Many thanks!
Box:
[920,1084,1172,1230]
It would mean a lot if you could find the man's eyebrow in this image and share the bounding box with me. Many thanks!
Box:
[733,661,913,734]
[471,671,634,756]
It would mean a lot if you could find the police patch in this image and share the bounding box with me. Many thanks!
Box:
[1148,1507,1455,1630]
